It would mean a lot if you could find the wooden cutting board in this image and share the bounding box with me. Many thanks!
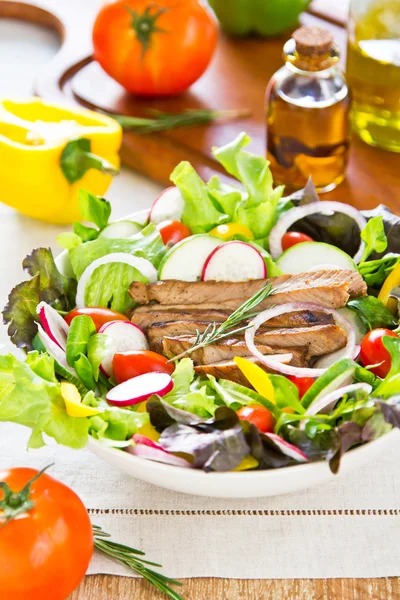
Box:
[1,0,399,212]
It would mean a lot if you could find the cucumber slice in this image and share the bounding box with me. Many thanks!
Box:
[99,221,142,239]
[275,242,357,274]
[158,234,222,281]
[301,358,357,410]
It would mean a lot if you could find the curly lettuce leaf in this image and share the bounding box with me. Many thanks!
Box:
[373,336,400,399]
[170,161,228,233]
[207,175,245,220]
[69,223,166,278]
[2,248,77,350]
[162,359,217,417]
[0,353,88,449]
[89,401,148,441]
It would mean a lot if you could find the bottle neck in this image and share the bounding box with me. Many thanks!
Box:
[283,38,340,74]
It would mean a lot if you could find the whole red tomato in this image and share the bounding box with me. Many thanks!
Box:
[65,307,128,331]
[236,405,275,433]
[113,350,175,383]
[0,467,93,600]
[157,220,191,246]
[282,231,315,251]
[359,328,398,378]
[93,0,218,96]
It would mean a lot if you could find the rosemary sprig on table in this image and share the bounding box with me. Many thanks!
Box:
[93,525,184,600]
[110,108,250,134]
[167,283,274,362]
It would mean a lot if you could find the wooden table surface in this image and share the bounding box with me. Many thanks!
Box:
[70,575,400,599]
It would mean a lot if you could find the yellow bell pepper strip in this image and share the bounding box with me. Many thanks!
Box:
[135,401,160,441]
[0,98,122,224]
[378,263,400,314]
[234,455,259,471]
[233,357,276,404]
[60,381,101,418]
[209,223,255,240]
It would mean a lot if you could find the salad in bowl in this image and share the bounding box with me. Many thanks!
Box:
[1,132,400,497]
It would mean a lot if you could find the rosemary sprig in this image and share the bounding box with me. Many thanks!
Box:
[110,108,251,134]
[93,525,184,600]
[168,283,274,362]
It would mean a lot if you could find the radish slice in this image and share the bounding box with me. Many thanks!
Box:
[149,187,184,224]
[264,433,308,463]
[76,253,157,308]
[37,302,69,351]
[128,435,191,468]
[99,320,149,377]
[106,372,173,406]
[245,302,357,378]
[201,241,266,282]
[37,323,75,375]
[304,383,373,419]
[269,201,367,264]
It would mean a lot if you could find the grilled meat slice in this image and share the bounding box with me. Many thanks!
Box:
[148,321,211,353]
[132,306,334,331]
[162,336,308,367]
[254,324,347,358]
[129,269,366,309]
[194,358,282,386]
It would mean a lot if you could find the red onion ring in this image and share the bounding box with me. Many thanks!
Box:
[269,201,367,264]
[245,302,357,378]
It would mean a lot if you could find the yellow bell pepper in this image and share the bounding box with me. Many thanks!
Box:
[0,98,122,224]
[378,264,400,314]
[234,455,259,471]
[135,401,160,441]
[209,223,255,240]
[60,381,101,418]
[234,357,276,403]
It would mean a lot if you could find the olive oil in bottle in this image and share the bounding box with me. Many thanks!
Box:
[265,27,351,192]
[346,0,400,152]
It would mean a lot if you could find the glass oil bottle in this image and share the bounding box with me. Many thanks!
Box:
[265,26,351,192]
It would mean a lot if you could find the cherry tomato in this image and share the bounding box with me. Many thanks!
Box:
[236,405,275,433]
[286,375,315,399]
[93,0,218,97]
[281,231,315,251]
[65,307,128,331]
[359,328,398,378]
[113,350,175,384]
[0,467,93,600]
[156,220,191,247]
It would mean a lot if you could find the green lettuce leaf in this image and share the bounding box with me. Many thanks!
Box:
[373,336,400,399]
[69,223,166,278]
[56,232,83,250]
[78,189,112,230]
[89,401,148,441]
[66,315,96,367]
[87,334,112,381]
[170,161,228,233]
[163,359,217,417]
[207,175,245,220]
[74,354,96,391]
[83,263,148,314]
[360,216,388,262]
[0,353,88,449]
[2,248,77,350]
[347,296,398,330]
[358,253,400,289]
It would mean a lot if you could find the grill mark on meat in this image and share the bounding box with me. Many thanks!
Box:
[162,336,308,367]
[254,324,347,358]
[129,269,366,309]
[132,307,334,331]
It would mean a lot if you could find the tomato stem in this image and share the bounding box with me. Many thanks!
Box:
[125,3,169,59]
[0,464,53,528]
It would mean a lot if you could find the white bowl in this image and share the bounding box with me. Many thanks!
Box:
[56,210,399,498]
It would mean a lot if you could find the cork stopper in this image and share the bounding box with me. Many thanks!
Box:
[292,26,333,57]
